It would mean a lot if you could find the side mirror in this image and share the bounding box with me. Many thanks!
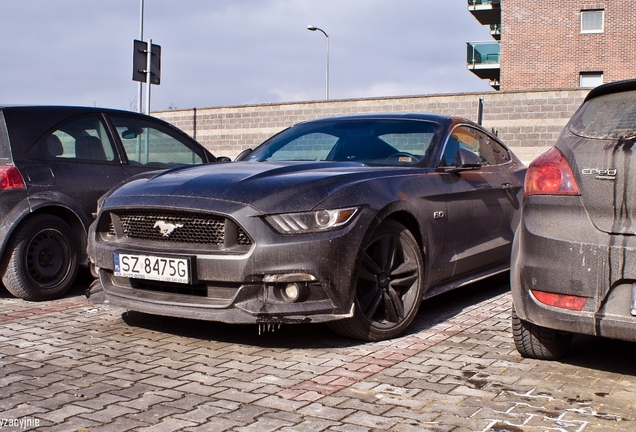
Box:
[455,147,481,169]
[215,156,232,163]
[234,148,253,161]
[437,147,482,174]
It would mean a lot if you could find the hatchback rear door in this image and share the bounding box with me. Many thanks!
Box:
[22,113,128,219]
[563,87,636,235]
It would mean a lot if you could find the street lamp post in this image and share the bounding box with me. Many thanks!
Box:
[307,25,329,100]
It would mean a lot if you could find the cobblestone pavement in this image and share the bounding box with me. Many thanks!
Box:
[1,273,635,431]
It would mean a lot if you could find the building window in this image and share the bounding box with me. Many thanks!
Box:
[580,72,603,88]
[581,10,604,33]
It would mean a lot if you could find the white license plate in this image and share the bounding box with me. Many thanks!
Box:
[114,253,190,284]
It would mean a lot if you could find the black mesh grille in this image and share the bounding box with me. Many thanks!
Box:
[106,211,251,246]
[237,230,251,246]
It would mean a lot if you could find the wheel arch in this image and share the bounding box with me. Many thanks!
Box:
[2,202,90,267]
[384,211,424,251]
[374,203,426,257]
[375,207,432,293]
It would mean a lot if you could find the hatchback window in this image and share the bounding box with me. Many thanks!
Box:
[569,90,636,139]
[110,116,204,168]
[28,115,115,162]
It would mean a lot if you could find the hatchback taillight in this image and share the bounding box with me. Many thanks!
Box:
[0,166,26,190]
[531,290,587,311]
[524,147,580,196]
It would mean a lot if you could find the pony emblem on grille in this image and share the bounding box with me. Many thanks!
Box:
[153,220,184,237]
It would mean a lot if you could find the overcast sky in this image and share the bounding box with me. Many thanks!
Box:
[0,1,494,112]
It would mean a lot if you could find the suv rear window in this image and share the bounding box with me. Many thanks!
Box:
[569,89,636,139]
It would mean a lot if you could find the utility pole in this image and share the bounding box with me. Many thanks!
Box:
[132,0,161,114]
[137,0,144,113]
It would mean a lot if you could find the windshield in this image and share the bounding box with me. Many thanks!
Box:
[569,90,636,140]
[245,119,441,166]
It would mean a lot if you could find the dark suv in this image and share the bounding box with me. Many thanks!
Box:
[511,79,636,359]
[0,106,215,300]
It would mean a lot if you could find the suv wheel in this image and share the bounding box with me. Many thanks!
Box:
[511,307,572,360]
[1,214,78,301]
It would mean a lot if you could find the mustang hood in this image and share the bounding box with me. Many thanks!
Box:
[108,161,394,213]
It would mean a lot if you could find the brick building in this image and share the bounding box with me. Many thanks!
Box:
[467,0,636,90]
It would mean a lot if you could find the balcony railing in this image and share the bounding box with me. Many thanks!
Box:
[467,42,500,65]
[468,0,501,25]
[468,0,501,6]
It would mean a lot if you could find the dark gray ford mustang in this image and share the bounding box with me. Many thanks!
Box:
[87,113,525,341]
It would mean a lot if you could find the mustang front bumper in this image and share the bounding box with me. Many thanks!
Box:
[87,197,376,325]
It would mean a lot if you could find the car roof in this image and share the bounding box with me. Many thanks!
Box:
[0,105,145,122]
[584,78,636,102]
[292,112,468,128]
[0,106,169,158]
[0,105,136,114]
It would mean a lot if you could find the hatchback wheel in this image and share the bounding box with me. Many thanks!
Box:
[511,307,572,360]
[1,214,78,301]
[329,220,423,341]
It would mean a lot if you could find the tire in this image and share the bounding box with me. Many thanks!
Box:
[1,214,79,301]
[511,307,572,360]
[329,220,423,341]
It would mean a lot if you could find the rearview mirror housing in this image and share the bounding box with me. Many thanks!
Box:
[455,147,481,169]
[437,147,482,174]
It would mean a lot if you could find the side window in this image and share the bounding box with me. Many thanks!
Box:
[443,126,510,166]
[488,137,511,165]
[442,137,461,165]
[109,116,204,167]
[29,115,115,163]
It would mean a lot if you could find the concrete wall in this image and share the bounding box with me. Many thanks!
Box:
[154,88,589,165]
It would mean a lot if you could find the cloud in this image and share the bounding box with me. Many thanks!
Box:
[0,0,494,111]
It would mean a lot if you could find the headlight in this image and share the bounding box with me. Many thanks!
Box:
[265,207,359,234]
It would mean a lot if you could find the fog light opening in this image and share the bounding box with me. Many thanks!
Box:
[283,283,302,302]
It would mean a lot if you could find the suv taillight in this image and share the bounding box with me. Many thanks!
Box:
[0,166,26,190]
[525,147,580,196]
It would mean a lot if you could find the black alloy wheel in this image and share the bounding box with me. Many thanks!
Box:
[329,220,424,341]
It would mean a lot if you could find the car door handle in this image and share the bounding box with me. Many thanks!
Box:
[501,183,514,191]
